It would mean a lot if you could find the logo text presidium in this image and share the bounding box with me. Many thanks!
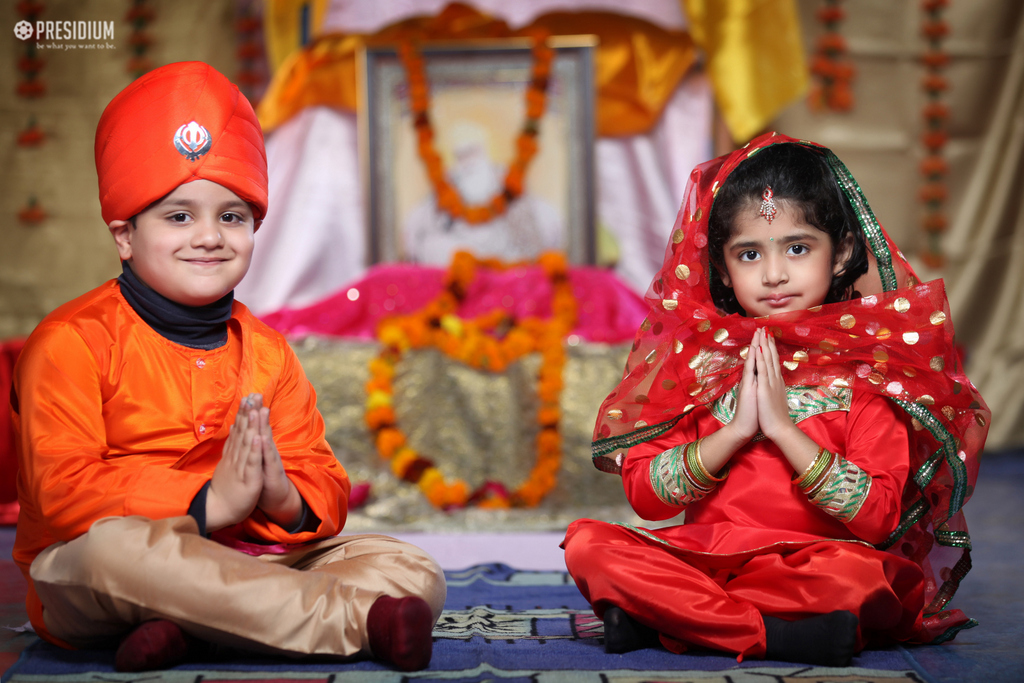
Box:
[31,21,114,41]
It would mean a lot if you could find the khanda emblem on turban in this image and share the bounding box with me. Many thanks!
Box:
[173,121,212,162]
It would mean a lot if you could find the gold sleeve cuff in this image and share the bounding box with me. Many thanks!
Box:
[807,455,872,523]
[649,438,725,508]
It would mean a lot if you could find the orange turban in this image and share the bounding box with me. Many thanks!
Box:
[95,61,268,225]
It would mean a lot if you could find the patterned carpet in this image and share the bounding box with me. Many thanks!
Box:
[2,563,929,683]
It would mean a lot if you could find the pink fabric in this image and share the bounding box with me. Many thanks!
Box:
[258,264,646,343]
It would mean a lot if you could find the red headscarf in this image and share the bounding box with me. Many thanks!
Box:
[95,61,268,225]
[593,132,989,624]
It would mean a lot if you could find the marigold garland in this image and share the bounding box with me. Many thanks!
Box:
[920,0,950,269]
[398,31,553,225]
[125,0,155,78]
[808,0,855,112]
[15,1,46,99]
[365,251,577,509]
[235,1,267,106]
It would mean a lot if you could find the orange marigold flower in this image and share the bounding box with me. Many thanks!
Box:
[826,83,854,111]
[376,428,407,459]
[920,155,949,177]
[816,33,847,53]
[923,212,948,232]
[921,250,947,270]
[365,405,396,431]
[368,357,395,379]
[922,74,948,93]
[919,183,948,203]
[816,6,844,23]
[364,376,392,394]
[923,103,950,122]
[922,130,949,150]
[537,427,561,454]
[538,406,560,427]
[922,51,950,68]
[922,20,949,40]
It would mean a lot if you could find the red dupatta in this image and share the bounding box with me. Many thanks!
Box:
[592,132,989,635]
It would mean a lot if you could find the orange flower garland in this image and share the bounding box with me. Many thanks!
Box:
[398,31,553,225]
[920,0,950,269]
[808,0,855,112]
[365,251,577,509]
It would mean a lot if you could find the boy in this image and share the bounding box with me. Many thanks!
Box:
[11,62,446,673]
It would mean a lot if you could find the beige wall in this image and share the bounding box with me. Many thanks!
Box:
[1,0,237,338]
[775,0,1021,265]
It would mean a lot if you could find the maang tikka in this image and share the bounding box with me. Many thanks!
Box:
[759,185,777,224]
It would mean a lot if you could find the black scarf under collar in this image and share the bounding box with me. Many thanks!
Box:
[117,261,233,349]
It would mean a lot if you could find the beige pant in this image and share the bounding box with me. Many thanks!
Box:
[30,515,447,658]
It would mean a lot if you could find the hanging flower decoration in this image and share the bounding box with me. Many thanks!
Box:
[18,196,47,225]
[920,0,950,269]
[235,1,267,106]
[15,1,46,99]
[365,251,577,510]
[17,116,45,147]
[125,0,155,79]
[808,0,855,112]
[399,30,553,225]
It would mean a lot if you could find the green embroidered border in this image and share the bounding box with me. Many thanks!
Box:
[928,617,979,645]
[892,398,968,516]
[592,414,685,458]
[935,528,972,549]
[914,447,945,490]
[650,445,693,508]
[812,458,871,523]
[610,522,674,547]
[927,549,972,613]
[710,385,851,426]
[877,497,929,551]
[825,151,898,292]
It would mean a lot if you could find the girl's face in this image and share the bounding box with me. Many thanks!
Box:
[719,202,847,317]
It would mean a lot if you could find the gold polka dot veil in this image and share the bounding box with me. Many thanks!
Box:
[592,132,990,621]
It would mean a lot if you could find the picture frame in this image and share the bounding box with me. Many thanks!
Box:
[359,36,597,266]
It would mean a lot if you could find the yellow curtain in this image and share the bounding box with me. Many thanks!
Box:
[263,0,330,76]
[682,0,808,142]
[257,3,697,138]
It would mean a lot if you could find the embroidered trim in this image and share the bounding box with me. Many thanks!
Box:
[929,617,978,645]
[826,151,897,292]
[893,398,968,517]
[808,456,872,523]
[648,439,721,508]
[878,496,929,550]
[711,384,852,426]
[934,528,972,549]
[914,447,945,490]
[927,549,972,613]
[610,522,675,547]
[592,414,686,460]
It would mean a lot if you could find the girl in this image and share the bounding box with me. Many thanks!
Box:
[562,133,988,666]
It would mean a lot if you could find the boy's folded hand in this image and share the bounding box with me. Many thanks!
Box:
[255,403,303,529]
[206,396,265,531]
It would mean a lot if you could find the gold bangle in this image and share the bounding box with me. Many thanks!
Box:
[794,447,829,491]
[685,437,727,488]
[804,451,837,497]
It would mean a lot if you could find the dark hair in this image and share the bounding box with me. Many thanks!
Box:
[706,143,869,315]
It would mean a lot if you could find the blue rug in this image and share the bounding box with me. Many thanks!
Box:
[1,564,932,682]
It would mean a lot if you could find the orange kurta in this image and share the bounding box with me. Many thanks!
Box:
[12,280,350,643]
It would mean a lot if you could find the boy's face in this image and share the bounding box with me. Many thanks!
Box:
[109,179,255,307]
[719,203,846,317]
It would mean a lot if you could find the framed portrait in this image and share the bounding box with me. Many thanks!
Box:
[359,36,596,266]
